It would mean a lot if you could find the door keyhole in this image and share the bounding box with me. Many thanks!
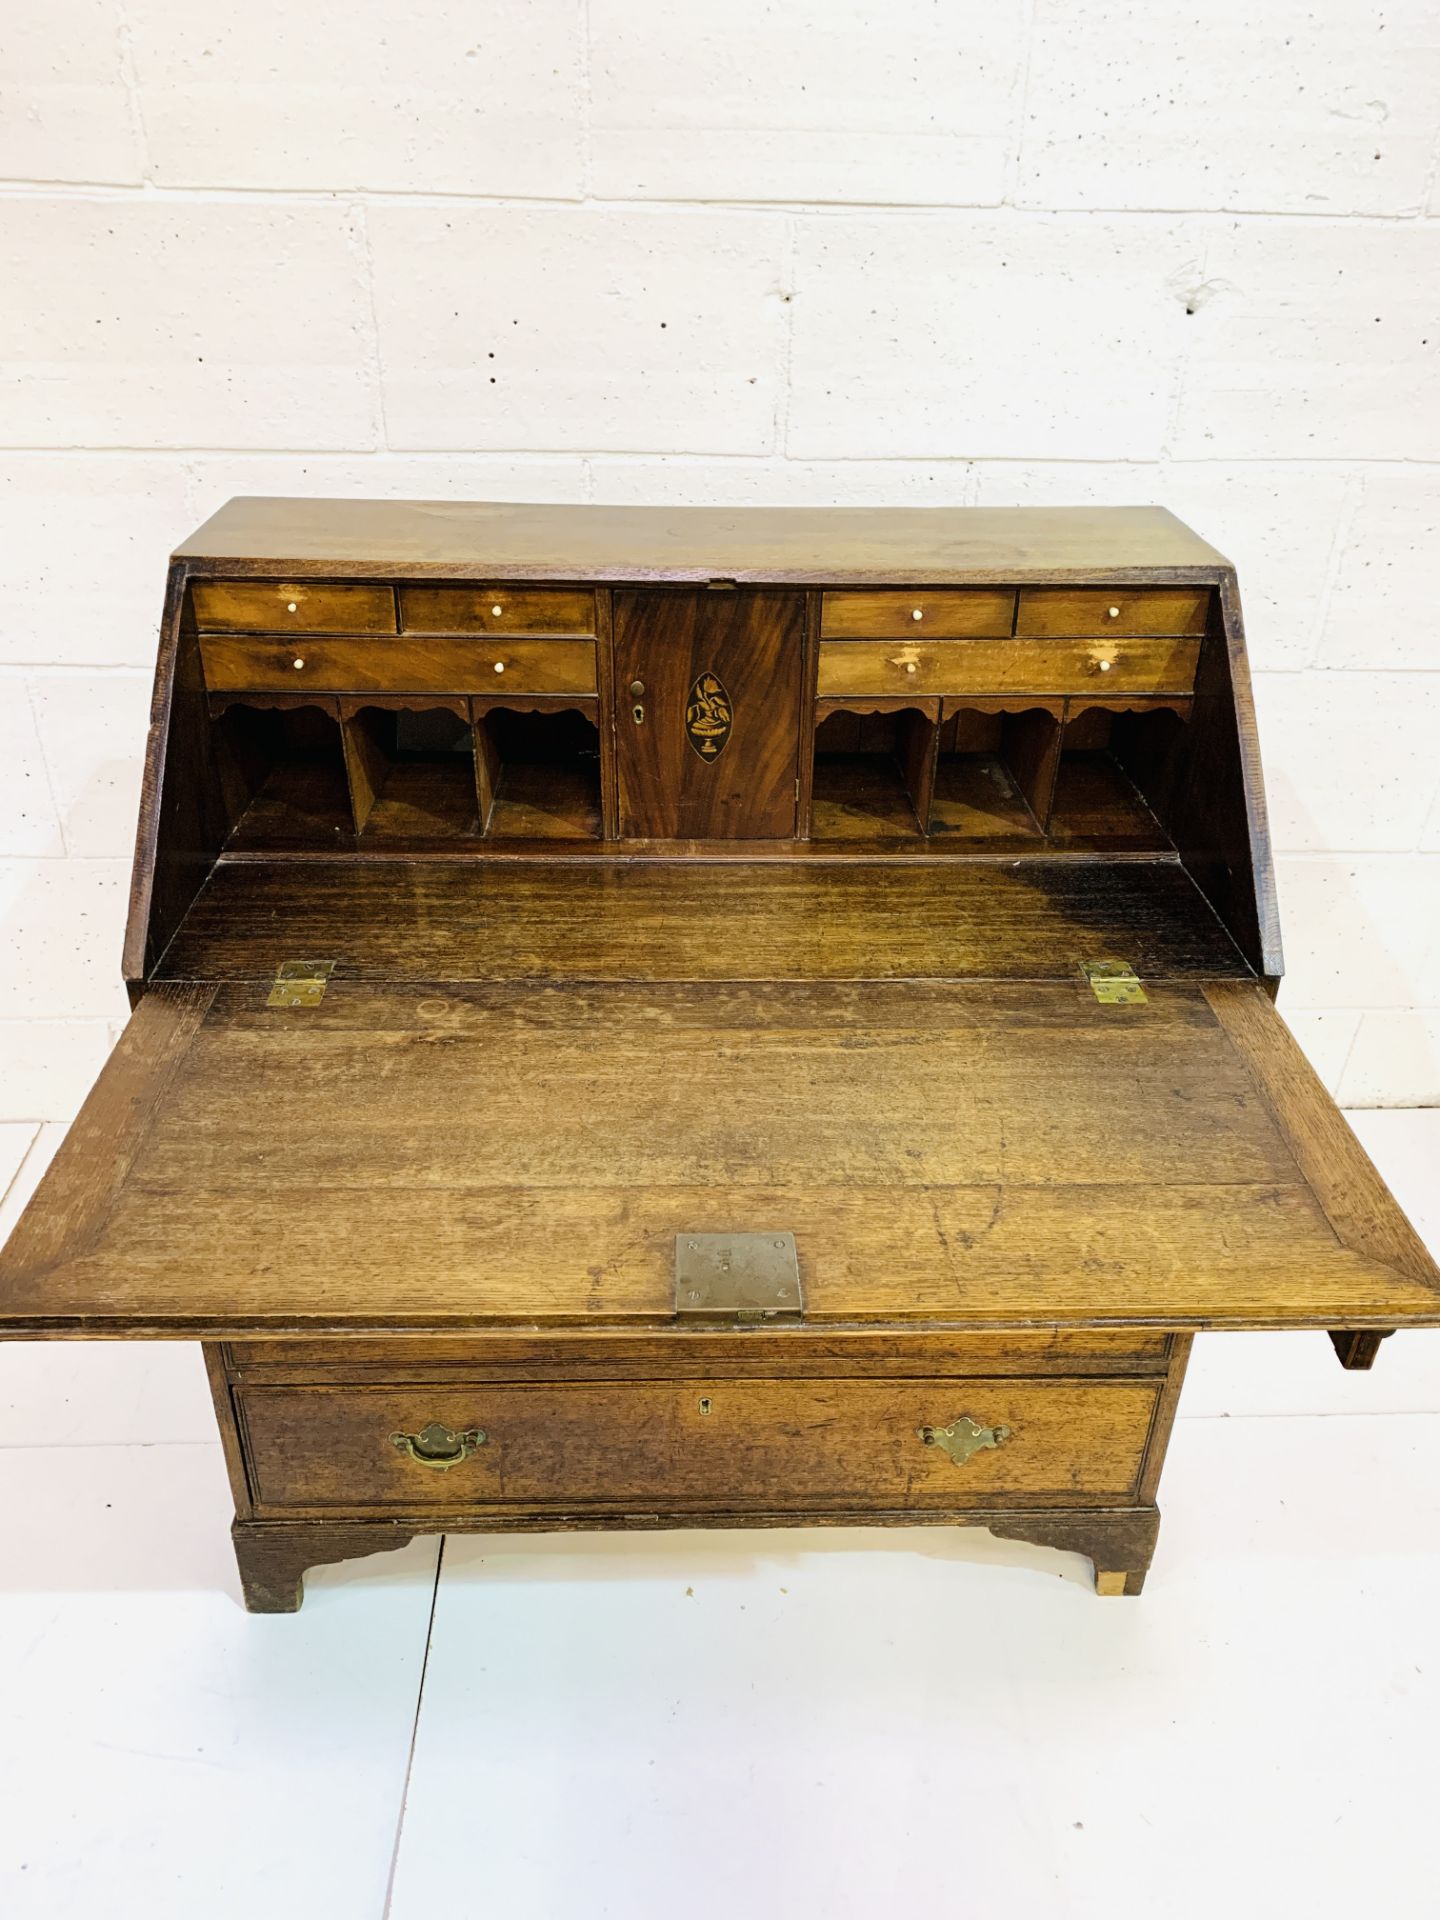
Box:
[632,703,645,725]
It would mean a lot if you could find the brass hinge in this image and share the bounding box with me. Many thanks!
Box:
[675,1232,804,1321]
[1080,959,1147,1005]
[266,959,337,1008]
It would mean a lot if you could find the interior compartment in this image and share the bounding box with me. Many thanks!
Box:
[476,703,603,840]
[930,705,1061,839]
[1048,701,1189,849]
[214,699,354,851]
[343,702,479,843]
[810,705,936,839]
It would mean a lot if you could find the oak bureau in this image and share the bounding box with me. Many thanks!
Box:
[3,499,1436,1611]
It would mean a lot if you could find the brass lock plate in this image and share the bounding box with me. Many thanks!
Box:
[674,1232,803,1321]
[1080,959,1147,1005]
[266,959,337,1008]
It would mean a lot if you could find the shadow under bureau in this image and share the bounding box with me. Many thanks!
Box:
[2,499,1436,1611]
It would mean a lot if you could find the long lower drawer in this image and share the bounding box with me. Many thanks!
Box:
[237,1377,1161,1514]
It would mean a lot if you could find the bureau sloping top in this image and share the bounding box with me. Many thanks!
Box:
[2,863,1435,1340]
[173,500,1231,583]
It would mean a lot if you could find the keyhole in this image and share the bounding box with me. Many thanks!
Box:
[632,703,645,724]
[698,1397,712,1415]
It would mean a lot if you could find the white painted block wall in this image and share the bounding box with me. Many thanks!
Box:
[2,1,1438,1120]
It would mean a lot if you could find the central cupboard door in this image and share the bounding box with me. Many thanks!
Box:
[612,589,805,838]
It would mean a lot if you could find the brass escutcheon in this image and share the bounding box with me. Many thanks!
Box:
[390,1421,487,1471]
[917,1414,1011,1466]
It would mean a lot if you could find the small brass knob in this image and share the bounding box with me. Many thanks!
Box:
[912,608,924,621]
[629,679,645,697]
[292,657,305,670]
[286,600,298,613]
[1097,659,1113,673]
[1107,605,1121,619]
[905,661,918,673]
[491,603,503,617]
[493,660,505,673]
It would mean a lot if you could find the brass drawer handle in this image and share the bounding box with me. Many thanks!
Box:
[918,1415,1011,1466]
[390,1421,487,1471]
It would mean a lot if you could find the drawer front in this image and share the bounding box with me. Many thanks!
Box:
[200,636,598,695]
[191,581,397,635]
[817,637,1199,697]
[238,1377,1160,1514]
[821,590,1015,638]
[225,1329,1172,1379]
[1016,588,1210,637]
[401,586,596,635]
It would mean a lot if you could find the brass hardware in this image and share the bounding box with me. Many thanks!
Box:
[1081,959,1147,1005]
[293,657,305,670]
[685,673,733,761]
[266,959,336,1008]
[1095,658,1113,673]
[632,703,645,725]
[918,1415,1011,1466]
[911,608,924,621]
[390,1421,487,1470]
[1107,605,1121,618]
[904,661,918,673]
[491,603,503,617]
[493,660,506,673]
[675,1232,803,1321]
[698,1397,712,1415]
[629,680,645,698]
[286,601,298,613]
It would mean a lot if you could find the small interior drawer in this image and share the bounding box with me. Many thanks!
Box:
[200,636,598,695]
[191,581,397,634]
[821,590,1015,638]
[401,586,596,634]
[1015,588,1210,636]
[816,638,1199,697]
[237,1376,1161,1515]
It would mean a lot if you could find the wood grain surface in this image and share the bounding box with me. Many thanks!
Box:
[191,581,397,633]
[3,976,1436,1336]
[399,585,595,634]
[612,589,804,837]
[154,857,1249,982]
[237,1377,1160,1512]
[173,501,1232,581]
[816,637,1199,697]
[820,590,1016,637]
[199,636,597,695]
[1015,587,1211,636]
[222,1327,1174,1379]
